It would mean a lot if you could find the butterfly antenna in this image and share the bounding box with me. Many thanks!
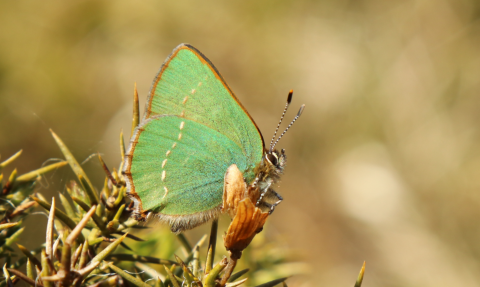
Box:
[269,90,294,152]
[271,104,305,150]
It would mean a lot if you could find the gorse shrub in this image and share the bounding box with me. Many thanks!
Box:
[0,93,312,287]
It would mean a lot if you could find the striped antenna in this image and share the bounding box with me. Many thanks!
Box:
[271,104,305,151]
[269,90,293,152]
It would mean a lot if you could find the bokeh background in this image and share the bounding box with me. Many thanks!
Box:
[2,0,480,286]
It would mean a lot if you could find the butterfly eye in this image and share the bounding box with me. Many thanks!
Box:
[266,153,278,166]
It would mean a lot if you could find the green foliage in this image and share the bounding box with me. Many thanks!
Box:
[0,133,309,286]
[0,89,358,287]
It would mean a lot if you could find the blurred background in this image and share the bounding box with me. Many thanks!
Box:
[1,0,480,286]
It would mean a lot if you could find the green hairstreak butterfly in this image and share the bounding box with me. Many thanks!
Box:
[123,44,304,233]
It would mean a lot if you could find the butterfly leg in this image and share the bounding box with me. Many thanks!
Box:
[255,177,272,206]
[256,186,269,206]
[266,190,283,214]
[257,189,283,214]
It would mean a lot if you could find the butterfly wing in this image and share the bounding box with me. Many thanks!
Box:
[124,44,264,230]
[145,44,264,172]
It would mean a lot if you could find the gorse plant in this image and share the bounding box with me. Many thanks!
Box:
[0,88,319,287]
[0,138,295,286]
[0,87,364,287]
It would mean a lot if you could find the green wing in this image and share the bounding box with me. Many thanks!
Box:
[124,44,264,220]
[145,44,264,169]
[126,115,251,215]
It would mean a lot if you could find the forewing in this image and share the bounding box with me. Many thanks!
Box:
[145,44,264,174]
[124,116,251,215]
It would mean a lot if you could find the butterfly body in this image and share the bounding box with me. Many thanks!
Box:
[123,44,287,233]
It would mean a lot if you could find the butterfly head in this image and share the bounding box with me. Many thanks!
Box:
[265,148,286,175]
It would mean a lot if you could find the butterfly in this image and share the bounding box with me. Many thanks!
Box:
[123,44,304,233]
